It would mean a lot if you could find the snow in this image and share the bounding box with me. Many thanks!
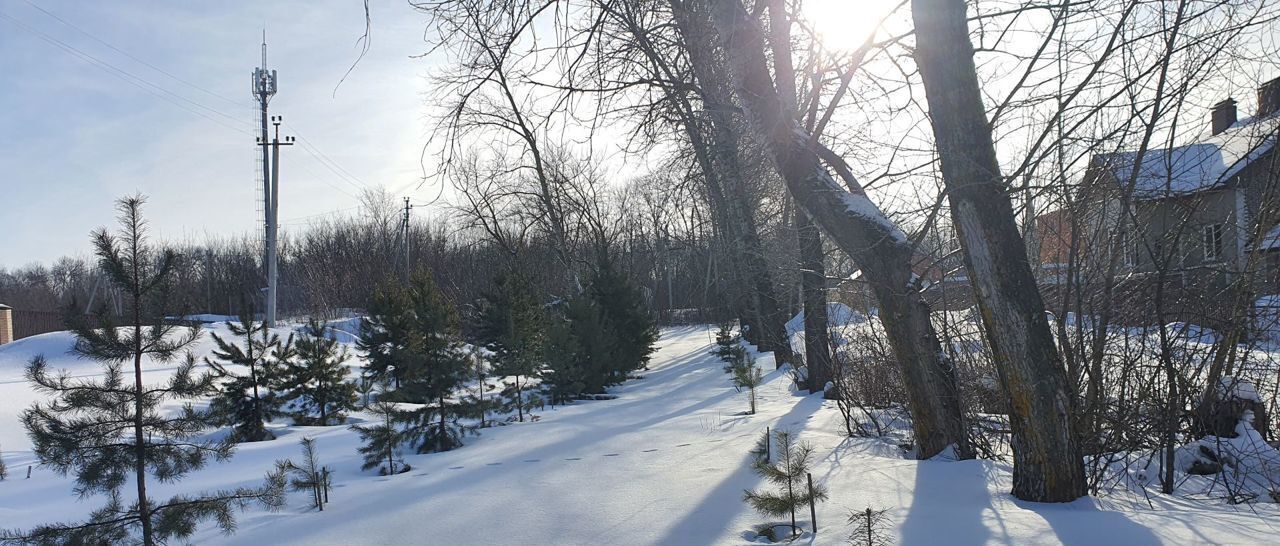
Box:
[785,302,867,357]
[0,325,1277,544]
[840,192,908,243]
[1098,115,1279,200]
[1216,376,1263,403]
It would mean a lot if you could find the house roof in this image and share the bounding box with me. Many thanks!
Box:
[1094,114,1279,200]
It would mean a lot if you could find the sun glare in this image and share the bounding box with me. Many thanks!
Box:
[803,0,898,53]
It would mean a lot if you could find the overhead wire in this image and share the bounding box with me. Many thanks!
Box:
[0,11,254,136]
[8,3,390,220]
[20,0,244,108]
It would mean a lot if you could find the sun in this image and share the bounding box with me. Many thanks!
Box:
[801,0,899,53]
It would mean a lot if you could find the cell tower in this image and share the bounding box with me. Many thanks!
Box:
[251,33,290,327]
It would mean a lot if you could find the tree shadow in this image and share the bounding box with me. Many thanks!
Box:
[901,457,1165,545]
[1020,496,1163,546]
[899,459,996,545]
[651,390,826,545]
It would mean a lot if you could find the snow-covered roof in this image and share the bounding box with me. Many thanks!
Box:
[1256,225,1280,252]
[1095,115,1279,200]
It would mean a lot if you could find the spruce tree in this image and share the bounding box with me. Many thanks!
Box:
[277,319,358,425]
[205,307,285,442]
[473,271,544,422]
[563,292,614,394]
[0,444,7,480]
[5,197,285,545]
[712,323,739,360]
[541,315,586,405]
[588,259,658,382]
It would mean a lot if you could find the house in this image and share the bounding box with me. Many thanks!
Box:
[1034,77,1280,323]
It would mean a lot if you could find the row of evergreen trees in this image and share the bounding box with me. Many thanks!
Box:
[350,262,659,473]
[205,313,359,442]
[4,196,658,541]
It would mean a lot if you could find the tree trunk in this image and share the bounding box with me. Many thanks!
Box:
[910,0,1085,501]
[129,224,154,546]
[673,0,971,460]
[797,210,833,393]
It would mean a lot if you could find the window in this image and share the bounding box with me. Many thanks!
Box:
[1202,223,1225,262]
[1122,230,1138,268]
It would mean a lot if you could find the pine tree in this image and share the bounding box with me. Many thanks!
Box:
[277,319,358,426]
[205,306,285,442]
[473,271,545,422]
[846,507,892,546]
[283,437,331,511]
[744,429,828,537]
[5,197,286,545]
[728,348,762,415]
[713,323,739,360]
[541,314,586,405]
[588,259,658,381]
[0,444,7,481]
[461,346,499,428]
[365,272,475,453]
[350,399,407,475]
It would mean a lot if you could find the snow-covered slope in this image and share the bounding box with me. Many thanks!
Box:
[0,326,1275,544]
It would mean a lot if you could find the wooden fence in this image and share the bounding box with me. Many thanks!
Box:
[12,309,69,341]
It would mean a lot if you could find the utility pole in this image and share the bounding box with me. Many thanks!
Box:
[401,197,413,283]
[260,116,293,327]
[252,36,292,327]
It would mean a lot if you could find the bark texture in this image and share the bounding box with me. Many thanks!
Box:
[670,0,970,459]
[797,210,833,393]
[910,0,1086,500]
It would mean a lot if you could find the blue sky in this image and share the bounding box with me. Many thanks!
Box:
[0,0,444,268]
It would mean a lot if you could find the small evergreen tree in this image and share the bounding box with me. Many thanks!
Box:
[460,346,499,428]
[283,437,331,511]
[356,373,376,409]
[541,314,586,405]
[588,259,658,381]
[277,319,358,425]
[0,444,7,480]
[205,307,285,442]
[846,507,892,546]
[473,271,545,422]
[744,429,828,538]
[713,323,739,360]
[728,349,763,415]
[350,399,408,475]
[366,272,475,453]
[564,293,614,394]
[6,197,285,545]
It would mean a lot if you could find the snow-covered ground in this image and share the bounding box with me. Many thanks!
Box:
[0,325,1277,544]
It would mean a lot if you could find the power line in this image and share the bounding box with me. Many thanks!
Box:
[20,0,243,108]
[283,121,372,194]
[10,4,378,205]
[0,12,254,136]
[281,205,363,225]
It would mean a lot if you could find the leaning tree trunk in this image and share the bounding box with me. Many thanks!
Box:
[910,0,1086,501]
[797,210,833,393]
[673,0,971,459]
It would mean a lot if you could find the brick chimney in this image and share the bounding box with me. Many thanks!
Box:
[1211,99,1237,135]
[0,304,12,345]
[1259,77,1280,118]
